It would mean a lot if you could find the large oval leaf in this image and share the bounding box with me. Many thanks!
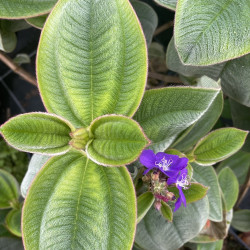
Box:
[0,170,19,209]
[231,210,250,232]
[87,115,150,166]
[0,113,74,155]
[154,0,177,11]
[192,163,223,222]
[37,0,147,128]
[5,208,22,237]
[175,0,250,65]
[0,0,57,19]
[134,87,220,152]
[22,152,136,249]
[193,128,248,166]
[135,197,209,250]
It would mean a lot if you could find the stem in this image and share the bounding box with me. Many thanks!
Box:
[236,166,250,208]
[134,167,145,189]
[154,21,174,36]
[0,51,37,87]
[148,72,182,84]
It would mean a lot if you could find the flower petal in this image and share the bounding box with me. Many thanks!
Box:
[167,175,178,185]
[178,185,186,207]
[174,197,182,212]
[177,157,189,170]
[140,149,156,168]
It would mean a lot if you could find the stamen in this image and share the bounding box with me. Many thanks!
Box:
[155,157,173,171]
[177,174,190,189]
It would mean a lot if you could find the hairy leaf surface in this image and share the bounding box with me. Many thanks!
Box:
[175,0,250,65]
[154,0,177,10]
[38,0,147,127]
[0,113,73,155]
[23,152,136,249]
[231,210,250,232]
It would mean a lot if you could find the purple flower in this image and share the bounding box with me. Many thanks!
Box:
[139,149,188,177]
[167,168,190,212]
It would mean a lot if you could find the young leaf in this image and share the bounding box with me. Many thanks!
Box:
[26,14,48,29]
[135,198,209,250]
[218,167,239,211]
[154,0,177,11]
[231,210,250,232]
[21,154,50,198]
[87,115,150,166]
[217,151,250,185]
[193,128,248,166]
[197,240,223,250]
[0,170,19,209]
[0,0,57,19]
[37,0,147,128]
[134,87,220,152]
[175,0,250,65]
[131,0,158,47]
[137,192,155,224]
[192,163,223,222]
[160,201,173,222]
[0,113,74,155]
[5,207,22,237]
[23,152,136,249]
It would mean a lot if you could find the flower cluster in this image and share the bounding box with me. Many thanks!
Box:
[140,149,190,212]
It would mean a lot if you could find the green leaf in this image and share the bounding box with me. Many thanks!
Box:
[197,240,223,250]
[131,0,158,47]
[134,87,220,152]
[231,210,250,232]
[0,170,19,209]
[0,112,74,155]
[221,54,250,107]
[21,154,50,198]
[26,14,48,29]
[154,0,177,11]
[37,0,147,128]
[193,128,248,166]
[192,163,223,222]
[175,0,250,65]
[218,167,239,211]
[23,152,136,249]
[166,38,225,79]
[137,192,155,224]
[13,54,31,65]
[230,99,250,152]
[0,0,57,19]
[5,208,22,237]
[160,201,173,222]
[217,151,250,185]
[135,197,209,250]
[87,115,150,166]
[0,20,16,53]
[174,77,223,152]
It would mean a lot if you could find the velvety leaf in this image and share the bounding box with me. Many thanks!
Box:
[166,38,225,79]
[131,0,158,47]
[21,154,50,198]
[22,152,136,249]
[137,192,155,224]
[160,201,173,222]
[193,128,248,166]
[218,167,239,211]
[231,210,250,232]
[191,210,233,242]
[175,0,250,65]
[154,0,177,11]
[5,208,22,237]
[135,197,209,250]
[230,99,250,152]
[0,170,19,209]
[221,54,250,107]
[87,115,150,166]
[197,240,223,250]
[26,14,48,29]
[13,54,31,65]
[0,20,16,52]
[134,87,220,152]
[217,151,250,185]
[0,237,24,250]
[174,77,223,152]
[0,113,74,155]
[37,0,147,128]
[192,163,223,222]
[0,0,57,19]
